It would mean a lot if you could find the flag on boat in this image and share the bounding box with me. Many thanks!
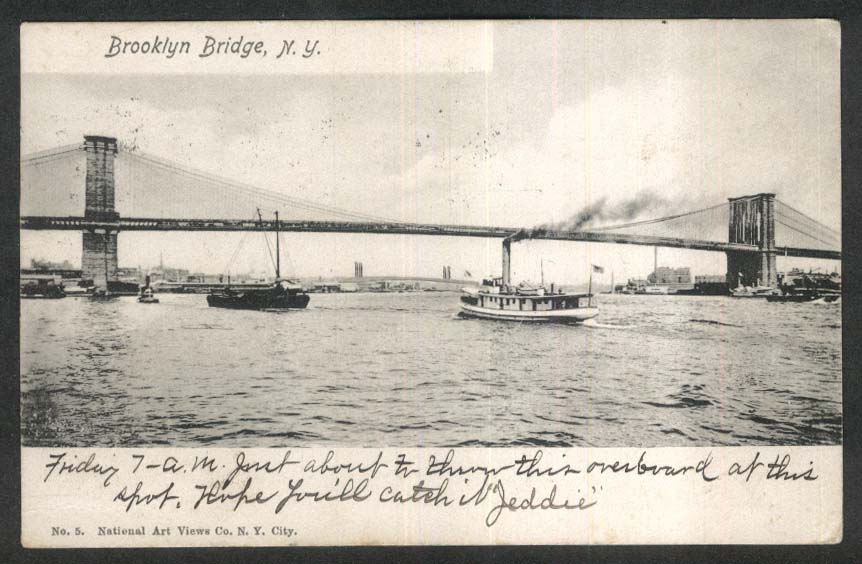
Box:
[592,265,605,274]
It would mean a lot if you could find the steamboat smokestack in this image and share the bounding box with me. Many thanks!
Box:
[502,237,512,288]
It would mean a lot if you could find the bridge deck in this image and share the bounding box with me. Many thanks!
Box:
[19,216,841,260]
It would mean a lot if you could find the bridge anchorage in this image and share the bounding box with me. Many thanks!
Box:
[20,135,841,290]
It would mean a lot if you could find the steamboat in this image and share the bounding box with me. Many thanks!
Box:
[459,237,598,323]
[137,276,160,304]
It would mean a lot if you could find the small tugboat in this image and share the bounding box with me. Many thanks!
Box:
[207,210,310,311]
[137,275,159,303]
[459,236,598,323]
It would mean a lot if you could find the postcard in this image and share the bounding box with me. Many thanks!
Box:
[19,19,841,546]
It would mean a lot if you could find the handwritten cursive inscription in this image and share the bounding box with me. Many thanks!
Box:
[36,448,819,530]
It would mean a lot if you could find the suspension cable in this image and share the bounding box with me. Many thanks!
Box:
[587,202,728,232]
[20,143,83,163]
[775,211,839,243]
[774,218,839,247]
[775,202,840,236]
[123,150,397,224]
[775,208,839,236]
[20,149,84,168]
[129,153,389,223]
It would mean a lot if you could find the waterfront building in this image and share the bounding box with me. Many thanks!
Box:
[648,266,692,286]
[645,267,694,293]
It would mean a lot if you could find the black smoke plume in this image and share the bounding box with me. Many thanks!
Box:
[507,191,668,242]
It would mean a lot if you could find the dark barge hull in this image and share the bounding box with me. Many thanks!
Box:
[766,294,840,303]
[207,291,310,310]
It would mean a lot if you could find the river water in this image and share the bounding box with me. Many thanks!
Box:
[21,292,842,447]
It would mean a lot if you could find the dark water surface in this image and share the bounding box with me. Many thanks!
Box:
[21,292,842,447]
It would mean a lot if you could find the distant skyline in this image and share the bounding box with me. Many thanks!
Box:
[20,20,841,284]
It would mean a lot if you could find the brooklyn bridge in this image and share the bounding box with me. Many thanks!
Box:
[20,136,841,289]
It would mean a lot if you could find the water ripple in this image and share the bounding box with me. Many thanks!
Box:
[21,292,842,447]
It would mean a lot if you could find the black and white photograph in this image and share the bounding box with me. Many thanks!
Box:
[14,17,850,549]
[19,20,841,453]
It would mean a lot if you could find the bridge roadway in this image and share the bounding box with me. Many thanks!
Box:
[19,216,841,260]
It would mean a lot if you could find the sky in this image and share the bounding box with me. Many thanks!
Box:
[20,20,841,284]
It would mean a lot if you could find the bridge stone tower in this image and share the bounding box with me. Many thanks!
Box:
[81,135,119,289]
[726,193,777,288]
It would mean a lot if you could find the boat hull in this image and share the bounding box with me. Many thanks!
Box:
[730,286,778,298]
[766,294,840,303]
[207,292,310,310]
[460,303,598,323]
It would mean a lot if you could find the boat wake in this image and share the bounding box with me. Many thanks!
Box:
[688,318,743,328]
[582,319,637,330]
[180,324,233,330]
